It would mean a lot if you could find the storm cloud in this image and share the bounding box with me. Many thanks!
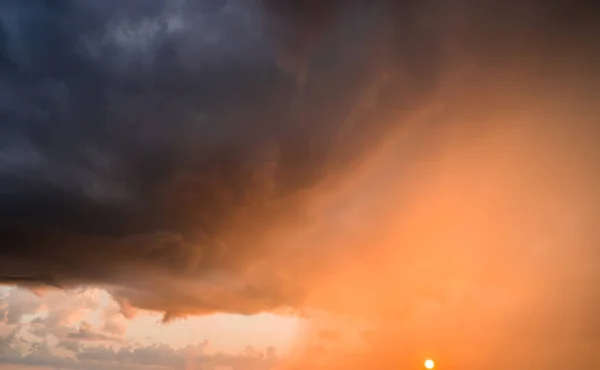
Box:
[1,0,599,340]
[0,0,451,316]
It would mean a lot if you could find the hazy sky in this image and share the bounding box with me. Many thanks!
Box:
[1,1,599,370]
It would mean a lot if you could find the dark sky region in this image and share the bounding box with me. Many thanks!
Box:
[1,1,599,369]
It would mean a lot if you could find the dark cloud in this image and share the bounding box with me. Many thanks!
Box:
[0,0,450,316]
[1,0,599,357]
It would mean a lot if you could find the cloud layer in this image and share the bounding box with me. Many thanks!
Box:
[0,0,454,317]
[0,287,280,370]
[1,0,600,369]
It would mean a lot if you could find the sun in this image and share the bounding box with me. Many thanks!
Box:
[424,359,435,369]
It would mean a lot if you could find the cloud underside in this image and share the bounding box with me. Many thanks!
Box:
[0,0,452,317]
[0,0,599,358]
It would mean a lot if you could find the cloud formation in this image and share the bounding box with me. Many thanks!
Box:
[1,323,275,370]
[0,287,124,344]
[0,0,452,317]
[2,0,600,368]
[0,286,279,370]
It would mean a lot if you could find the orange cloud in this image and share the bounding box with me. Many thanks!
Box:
[1,1,599,369]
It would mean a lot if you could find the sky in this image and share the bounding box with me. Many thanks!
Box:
[1,0,599,370]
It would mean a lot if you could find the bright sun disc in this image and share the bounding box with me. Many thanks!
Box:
[424,359,435,369]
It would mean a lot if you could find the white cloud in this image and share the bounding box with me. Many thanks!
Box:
[0,287,283,370]
[1,331,278,370]
[0,288,41,324]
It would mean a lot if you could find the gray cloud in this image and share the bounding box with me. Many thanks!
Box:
[1,4,600,367]
[0,289,44,325]
[1,333,276,370]
[66,322,120,343]
[0,0,451,317]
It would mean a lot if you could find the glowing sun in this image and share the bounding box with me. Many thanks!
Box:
[424,359,435,369]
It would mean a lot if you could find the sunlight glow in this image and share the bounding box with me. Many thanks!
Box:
[424,359,435,369]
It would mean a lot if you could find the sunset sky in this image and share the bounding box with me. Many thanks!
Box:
[1,1,599,370]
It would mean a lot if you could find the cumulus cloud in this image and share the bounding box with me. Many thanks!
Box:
[66,322,121,343]
[1,330,276,370]
[1,287,277,370]
[0,289,41,325]
[0,288,123,343]
[2,0,600,369]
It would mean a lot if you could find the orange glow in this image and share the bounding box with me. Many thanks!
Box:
[1,2,599,370]
[277,82,600,370]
